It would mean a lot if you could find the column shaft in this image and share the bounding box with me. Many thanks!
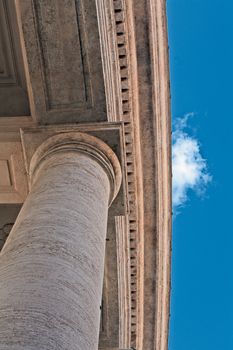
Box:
[0,134,118,350]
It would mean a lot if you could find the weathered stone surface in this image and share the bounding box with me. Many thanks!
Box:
[0,133,121,350]
[0,0,29,116]
[0,0,172,348]
[15,0,107,124]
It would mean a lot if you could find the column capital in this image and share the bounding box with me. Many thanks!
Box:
[29,132,122,206]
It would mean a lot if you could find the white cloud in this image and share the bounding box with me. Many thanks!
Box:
[172,114,211,212]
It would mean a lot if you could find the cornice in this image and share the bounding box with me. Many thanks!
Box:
[126,0,171,348]
[148,2,172,349]
[98,0,172,349]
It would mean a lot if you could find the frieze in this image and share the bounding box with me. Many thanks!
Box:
[112,1,139,347]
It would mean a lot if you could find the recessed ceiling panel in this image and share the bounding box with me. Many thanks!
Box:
[19,0,107,124]
[0,0,30,117]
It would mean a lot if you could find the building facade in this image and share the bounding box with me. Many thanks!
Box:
[0,0,171,349]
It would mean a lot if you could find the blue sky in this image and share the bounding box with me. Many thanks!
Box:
[167,1,233,349]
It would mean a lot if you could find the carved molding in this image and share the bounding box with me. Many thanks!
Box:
[147,1,172,349]
[98,0,172,349]
[0,117,35,143]
[96,0,132,123]
[115,215,131,349]
[122,1,172,349]
[95,0,122,122]
[0,141,28,203]
[97,1,140,347]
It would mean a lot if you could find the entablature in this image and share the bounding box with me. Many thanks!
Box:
[0,0,171,349]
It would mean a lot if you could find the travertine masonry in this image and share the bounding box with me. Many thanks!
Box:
[0,133,121,350]
[0,0,172,348]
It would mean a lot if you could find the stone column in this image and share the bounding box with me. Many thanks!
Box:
[0,132,122,350]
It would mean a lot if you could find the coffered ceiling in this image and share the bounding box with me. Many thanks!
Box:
[0,0,29,116]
